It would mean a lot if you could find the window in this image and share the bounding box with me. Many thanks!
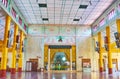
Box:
[99,18,105,27]
[118,3,120,12]
[24,24,26,31]
[2,0,8,7]
[19,17,22,25]
[11,7,16,18]
[93,25,97,32]
[107,9,116,20]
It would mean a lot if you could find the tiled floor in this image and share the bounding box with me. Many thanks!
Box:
[1,71,120,79]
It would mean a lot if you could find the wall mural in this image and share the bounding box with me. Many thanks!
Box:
[28,26,91,45]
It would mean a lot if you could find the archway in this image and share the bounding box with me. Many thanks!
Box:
[51,52,69,70]
[44,45,76,71]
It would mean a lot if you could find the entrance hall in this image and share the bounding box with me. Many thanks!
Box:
[0,0,120,79]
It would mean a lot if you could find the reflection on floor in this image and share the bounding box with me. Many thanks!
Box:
[1,72,120,79]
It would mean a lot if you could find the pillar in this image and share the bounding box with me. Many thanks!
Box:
[70,48,72,71]
[48,49,50,71]
[18,31,23,72]
[98,32,103,72]
[106,26,112,74]
[116,19,120,33]
[11,24,18,74]
[0,15,11,78]
[116,19,120,72]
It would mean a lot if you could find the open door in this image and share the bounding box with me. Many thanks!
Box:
[26,58,38,72]
[82,59,91,72]
[112,59,118,72]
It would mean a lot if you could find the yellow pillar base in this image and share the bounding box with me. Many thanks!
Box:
[99,67,103,72]
[99,53,103,73]
[109,68,112,74]
[99,58,103,73]
[0,47,8,78]
[18,53,23,72]
[11,50,16,74]
[108,53,113,74]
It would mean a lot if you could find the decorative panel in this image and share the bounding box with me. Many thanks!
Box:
[44,36,75,45]
[28,26,44,35]
[45,26,59,35]
[60,27,75,36]
[76,26,91,36]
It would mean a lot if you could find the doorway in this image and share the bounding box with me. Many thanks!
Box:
[44,45,76,71]
[82,59,91,72]
[51,52,69,70]
[26,58,38,72]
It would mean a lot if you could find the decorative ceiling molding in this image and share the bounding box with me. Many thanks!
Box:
[29,24,91,27]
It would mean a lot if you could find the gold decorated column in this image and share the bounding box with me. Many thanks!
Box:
[98,32,103,72]
[116,19,120,67]
[70,48,72,71]
[18,31,24,72]
[11,24,18,74]
[0,15,11,78]
[106,26,112,74]
[116,19,120,33]
[48,49,50,71]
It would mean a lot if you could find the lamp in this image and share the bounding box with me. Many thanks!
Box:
[58,36,62,42]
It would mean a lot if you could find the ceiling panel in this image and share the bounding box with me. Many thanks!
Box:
[13,0,115,25]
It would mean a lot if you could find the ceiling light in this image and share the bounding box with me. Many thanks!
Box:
[79,5,88,9]
[73,19,80,21]
[42,18,48,21]
[38,4,47,8]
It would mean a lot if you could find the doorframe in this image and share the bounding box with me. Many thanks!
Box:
[44,45,76,72]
